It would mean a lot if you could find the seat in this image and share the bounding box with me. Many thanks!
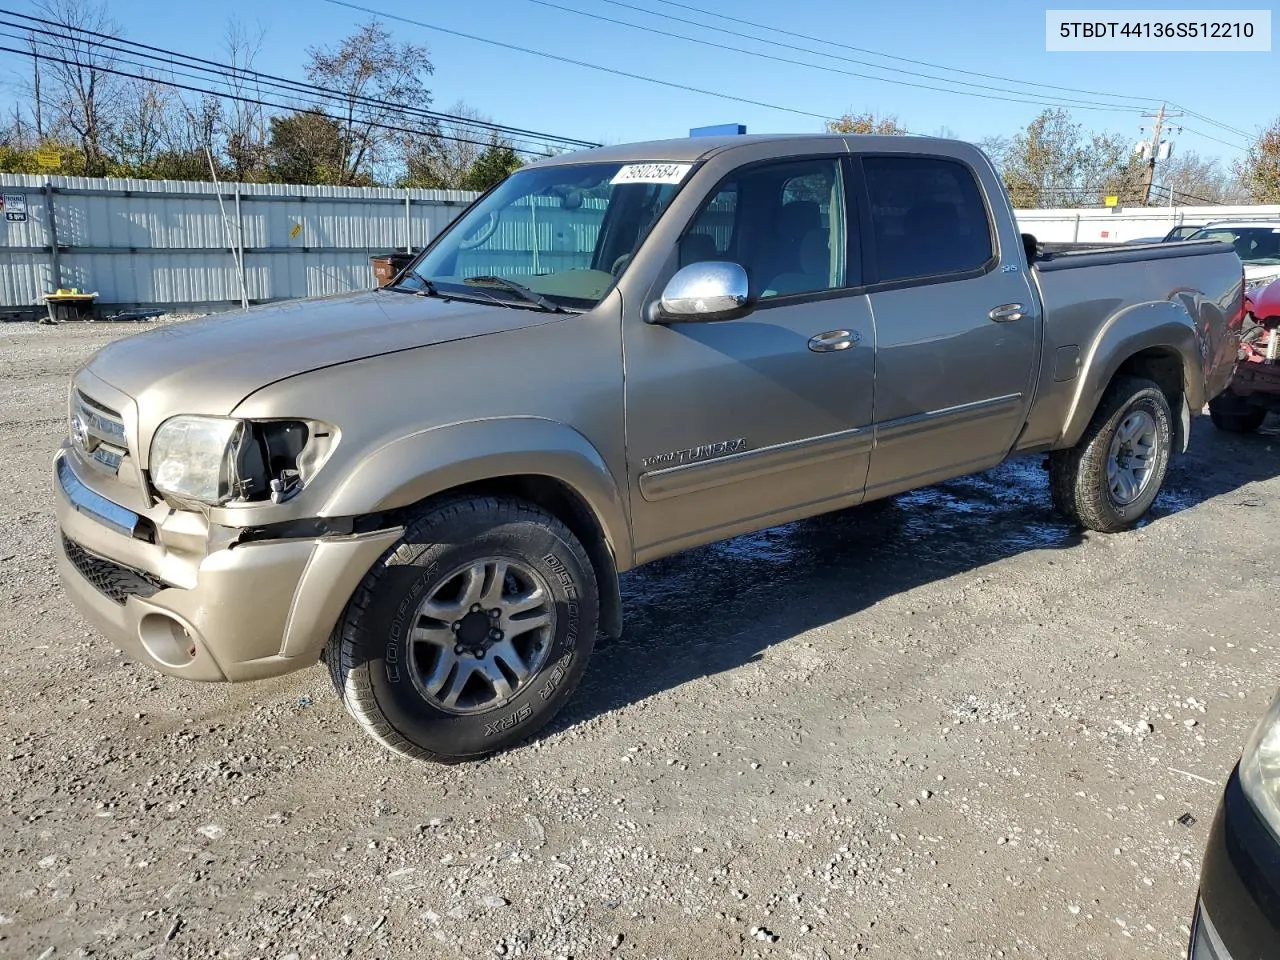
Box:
[766,229,832,296]
[880,201,965,279]
[678,232,721,268]
[750,200,822,292]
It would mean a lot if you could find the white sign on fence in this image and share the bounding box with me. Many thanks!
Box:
[1,193,27,223]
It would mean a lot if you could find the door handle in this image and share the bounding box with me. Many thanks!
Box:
[989,303,1025,323]
[808,329,860,353]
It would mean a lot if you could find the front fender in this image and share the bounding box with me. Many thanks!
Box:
[1059,300,1206,449]
[319,417,633,566]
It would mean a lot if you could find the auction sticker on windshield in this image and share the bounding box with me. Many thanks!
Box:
[611,163,693,185]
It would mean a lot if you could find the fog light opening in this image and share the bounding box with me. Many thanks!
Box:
[138,613,199,667]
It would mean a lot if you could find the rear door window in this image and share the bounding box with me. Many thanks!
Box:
[861,156,995,283]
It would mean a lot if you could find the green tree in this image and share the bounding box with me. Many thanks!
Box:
[463,141,523,191]
[998,109,1147,208]
[266,111,349,185]
[1237,118,1280,203]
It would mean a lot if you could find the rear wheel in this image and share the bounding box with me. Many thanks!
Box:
[329,496,599,763]
[1049,376,1172,533]
[1208,391,1267,434]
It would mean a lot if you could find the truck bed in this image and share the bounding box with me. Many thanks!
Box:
[1016,238,1242,451]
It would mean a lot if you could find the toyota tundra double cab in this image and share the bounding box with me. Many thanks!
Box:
[53,134,1243,762]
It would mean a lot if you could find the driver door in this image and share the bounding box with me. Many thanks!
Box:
[621,155,878,563]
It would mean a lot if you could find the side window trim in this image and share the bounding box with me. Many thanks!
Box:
[852,152,1001,292]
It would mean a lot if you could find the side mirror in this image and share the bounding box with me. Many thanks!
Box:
[649,261,750,324]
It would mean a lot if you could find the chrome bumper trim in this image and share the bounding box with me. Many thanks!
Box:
[57,455,140,539]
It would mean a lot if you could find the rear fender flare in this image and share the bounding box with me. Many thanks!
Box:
[1059,301,1206,449]
[320,417,633,568]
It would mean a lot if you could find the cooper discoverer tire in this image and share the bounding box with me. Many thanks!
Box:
[1049,376,1172,533]
[329,496,599,763]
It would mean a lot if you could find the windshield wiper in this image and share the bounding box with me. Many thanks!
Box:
[383,269,438,297]
[463,275,565,312]
[408,270,439,297]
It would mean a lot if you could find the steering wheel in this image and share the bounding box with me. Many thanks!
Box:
[610,253,632,277]
[458,210,501,250]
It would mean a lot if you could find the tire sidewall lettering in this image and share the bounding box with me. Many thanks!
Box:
[385,562,438,686]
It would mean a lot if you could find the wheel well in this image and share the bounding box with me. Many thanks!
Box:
[404,475,624,639]
[1113,347,1187,450]
[1115,348,1183,406]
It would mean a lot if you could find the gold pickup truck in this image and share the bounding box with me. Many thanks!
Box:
[53,134,1242,762]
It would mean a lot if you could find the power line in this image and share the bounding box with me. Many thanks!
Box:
[1167,106,1252,141]
[640,0,1156,105]
[571,0,1156,113]
[1178,124,1252,152]
[0,25,568,155]
[637,0,1255,144]
[323,0,837,123]
[520,0,1149,113]
[0,28,573,158]
[0,7,599,151]
[0,42,573,158]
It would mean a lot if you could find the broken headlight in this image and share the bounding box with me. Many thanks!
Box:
[1238,687,1280,840]
[149,415,326,507]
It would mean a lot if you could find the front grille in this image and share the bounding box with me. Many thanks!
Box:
[61,535,164,605]
[70,390,130,476]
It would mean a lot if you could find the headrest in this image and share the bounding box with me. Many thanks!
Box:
[778,200,821,239]
[679,232,720,266]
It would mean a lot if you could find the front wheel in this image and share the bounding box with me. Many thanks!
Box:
[328,497,599,763]
[1049,376,1172,533]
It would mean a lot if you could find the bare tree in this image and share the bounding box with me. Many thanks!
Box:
[1159,151,1248,204]
[32,0,124,176]
[402,100,488,188]
[110,78,170,174]
[221,18,270,182]
[825,111,908,135]
[978,135,1011,170]
[146,92,224,181]
[305,20,433,184]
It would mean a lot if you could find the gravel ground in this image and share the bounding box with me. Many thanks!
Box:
[2,319,1278,960]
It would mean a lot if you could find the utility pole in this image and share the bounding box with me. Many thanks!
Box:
[29,37,42,141]
[1139,103,1183,205]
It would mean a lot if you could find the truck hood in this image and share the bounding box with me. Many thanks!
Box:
[81,290,566,416]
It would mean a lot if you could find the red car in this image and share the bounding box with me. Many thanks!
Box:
[1209,278,1280,433]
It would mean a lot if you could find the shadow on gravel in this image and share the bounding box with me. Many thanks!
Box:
[551,415,1280,733]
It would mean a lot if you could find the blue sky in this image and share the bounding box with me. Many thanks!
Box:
[3,0,1270,164]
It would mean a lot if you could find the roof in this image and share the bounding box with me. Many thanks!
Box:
[528,132,962,168]
[1198,220,1280,229]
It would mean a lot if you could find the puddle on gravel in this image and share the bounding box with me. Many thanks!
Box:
[617,456,1082,643]
[615,453,1210,645]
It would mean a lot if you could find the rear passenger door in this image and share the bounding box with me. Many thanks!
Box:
[857,153,1039,497]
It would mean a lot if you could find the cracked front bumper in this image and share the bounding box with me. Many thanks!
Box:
[53,449,401,682]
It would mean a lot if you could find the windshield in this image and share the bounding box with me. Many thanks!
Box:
[399,161,692,309]
[1189,226,1280,265]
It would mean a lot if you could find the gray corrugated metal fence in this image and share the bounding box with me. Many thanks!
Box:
[0,174,480,311]
[8,172,1280,314]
